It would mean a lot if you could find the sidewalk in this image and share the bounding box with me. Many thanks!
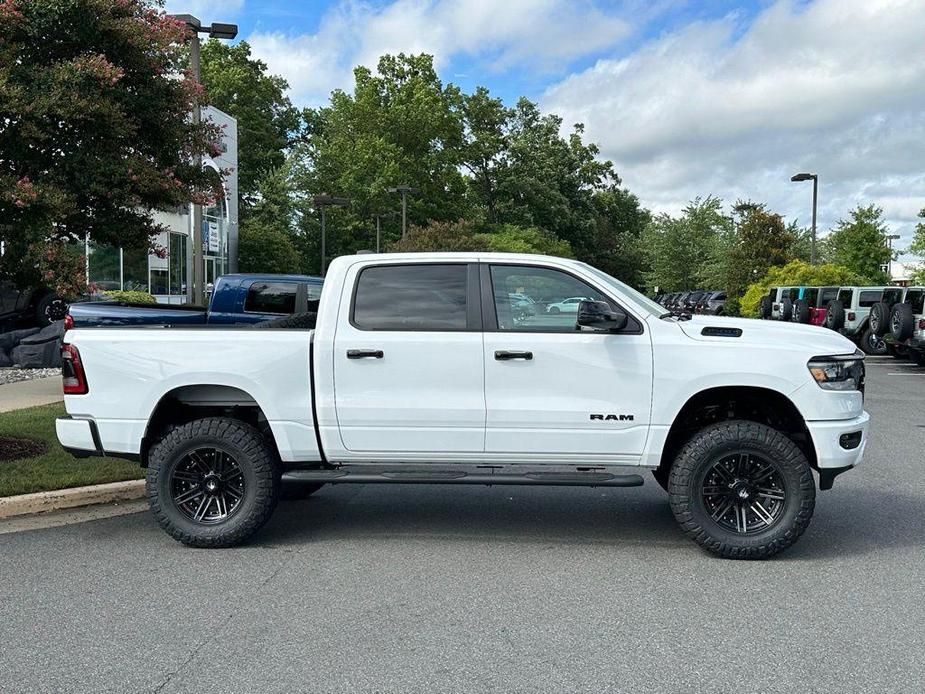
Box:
[0,376,63,413]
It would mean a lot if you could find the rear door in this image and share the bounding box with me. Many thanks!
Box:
[481,262,652,459]
[333,262,485,454]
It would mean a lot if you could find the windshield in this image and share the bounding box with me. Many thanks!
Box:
[578,262,667,318]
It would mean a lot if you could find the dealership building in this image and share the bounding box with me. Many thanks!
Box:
[87,106,238,304]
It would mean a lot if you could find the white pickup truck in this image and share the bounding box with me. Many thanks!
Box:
[55,253,869,558]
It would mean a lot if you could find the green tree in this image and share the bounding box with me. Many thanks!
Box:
[642,197,730,292]
[236,165,302,274]
[391,219,573,257]
[588,186,650,287]
[293,53,470,262]
[0,0,221,294]
[822,205,892,283]
[739,261,864,317]
[904,208,925,284]
[726,205,796,301]
[200,40,301,209]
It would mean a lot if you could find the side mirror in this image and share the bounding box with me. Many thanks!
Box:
[577,300,627,332]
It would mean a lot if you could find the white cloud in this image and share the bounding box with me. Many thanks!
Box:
[542,0,925,245]
[246,0,631,106]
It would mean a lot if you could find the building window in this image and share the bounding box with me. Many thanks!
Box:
[150,269,168,295]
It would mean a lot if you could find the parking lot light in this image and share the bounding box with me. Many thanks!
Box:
[791,172,818,265]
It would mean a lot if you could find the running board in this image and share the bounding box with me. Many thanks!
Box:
[282,469,645,487]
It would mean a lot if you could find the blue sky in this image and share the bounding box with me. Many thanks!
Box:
[167,1,925,257]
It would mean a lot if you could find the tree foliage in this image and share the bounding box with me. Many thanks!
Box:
[726,205,797,305]
[236,165,302,274]
[642,197,730,292]
[0,0,222,293]
[390,219,573,257]
[200,40,301,209]
[904,208,925,284]
[822,204,892,283]
[739,260,864,317]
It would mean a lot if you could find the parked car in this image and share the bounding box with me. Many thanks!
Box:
[682,290,706,313]
[792,286,839,326]
[823,286,890,355]
[868,287,905,340]
[0,281,68,328]
[698,290,727,315]
[68,274,323,328]
[883,286,925,364]
[58,252,869,559]
[545,296,591,314]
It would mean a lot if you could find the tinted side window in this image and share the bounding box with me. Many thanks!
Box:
[803,288,819,306]
[490,265,608,332]
[353,264,468,331]
[819,288,838,304]
[245,282,297,314]
[883,288,903,304]
[838,289,853,305]
[907,290,925,314]
[859,290,882,307]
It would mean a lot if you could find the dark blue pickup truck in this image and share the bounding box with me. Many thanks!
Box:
[68,274,323,328]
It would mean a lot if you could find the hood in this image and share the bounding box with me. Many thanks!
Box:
[674,314,858,356]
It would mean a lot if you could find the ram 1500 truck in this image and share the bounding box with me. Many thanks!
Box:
[55,253,869,558]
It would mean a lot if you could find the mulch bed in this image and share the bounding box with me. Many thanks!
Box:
[0,435,48,462]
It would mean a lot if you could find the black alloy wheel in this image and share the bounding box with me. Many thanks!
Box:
[169,447,245,525]
[700,452,787,535]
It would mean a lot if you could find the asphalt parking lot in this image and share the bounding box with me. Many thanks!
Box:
[1,356,923,694]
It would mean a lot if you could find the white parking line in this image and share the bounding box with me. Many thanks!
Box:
[887,372,925,376]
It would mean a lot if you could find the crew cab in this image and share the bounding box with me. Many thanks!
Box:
[55,253,869,559]
[67,274,323,327]
[0,280,67,327]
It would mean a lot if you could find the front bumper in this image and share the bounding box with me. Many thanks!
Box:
[805,412,869,470]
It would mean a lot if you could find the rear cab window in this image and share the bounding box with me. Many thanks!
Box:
[906,290,925,314]
[838,288,854,305]
[244,282,297,315]
[352,264,472,331]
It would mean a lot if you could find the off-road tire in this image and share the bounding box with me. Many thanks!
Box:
[825,300,845,330]
[668,420,815,559]
[792,299,811,324]
[34,292,67,327]
[147,417,280,548]
[779,297,793,322]
[890,303,915,342]
[870,302,891,336]
[759,296,772,319]
[860,327,887,355]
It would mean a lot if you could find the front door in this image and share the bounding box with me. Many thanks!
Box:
[333,262,485,454]
[481,263,653,460]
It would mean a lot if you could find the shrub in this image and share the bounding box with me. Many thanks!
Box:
[102,290,156,304]
[739,260,864,317]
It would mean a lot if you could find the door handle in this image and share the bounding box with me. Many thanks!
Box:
[495,350,533,361]
[347,349,384,359]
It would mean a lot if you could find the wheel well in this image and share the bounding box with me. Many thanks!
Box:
[140,385,277,467]
[655,387,816,481]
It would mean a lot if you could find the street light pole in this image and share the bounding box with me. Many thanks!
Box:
[885,233,900,278]
[791,172,818,264]
[313,193,349,274]
[373,211,399,252]
[387,186,419,239]
[169,14,238,305]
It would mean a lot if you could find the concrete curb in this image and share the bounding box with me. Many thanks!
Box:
[0,479,145,520]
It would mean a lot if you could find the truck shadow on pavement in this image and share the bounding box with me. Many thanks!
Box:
[253,483,925,560]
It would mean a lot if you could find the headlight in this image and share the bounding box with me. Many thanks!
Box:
[807,352,865,391]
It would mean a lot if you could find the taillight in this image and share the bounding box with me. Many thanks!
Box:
[847,312,856,321]
[919,319,925,330]
[61,343,88,395]
[64,313,74,331]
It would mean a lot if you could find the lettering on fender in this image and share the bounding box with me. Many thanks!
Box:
[590,413,634,421]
